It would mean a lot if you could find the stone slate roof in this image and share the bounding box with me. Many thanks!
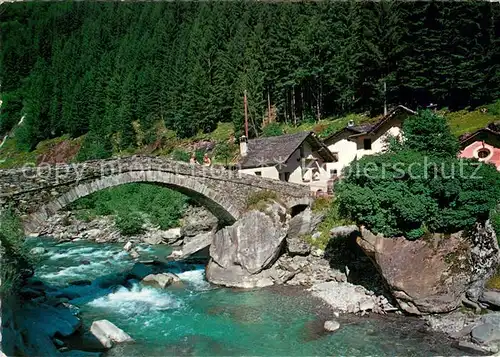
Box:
[324,105,416,143]
[460,127,500,148]
[239,131,335,169]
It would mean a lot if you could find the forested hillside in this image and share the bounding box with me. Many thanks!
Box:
[1,1,500,155]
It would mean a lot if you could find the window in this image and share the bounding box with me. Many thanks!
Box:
[363,138,372,150]
[330,169,338,177]
[477,148,491,159]
[255,171,262,176]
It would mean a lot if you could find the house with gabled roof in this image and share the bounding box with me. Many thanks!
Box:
[459,127,500,170]
[322,105,416,176]
[237,131,337,194]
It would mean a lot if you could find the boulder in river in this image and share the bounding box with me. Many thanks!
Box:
[356,221,499,315]
[206,201,290,288]
[171,231,214,260]
[90,320,133,349]
[123,241,133,252]
[30,247,47,255]
[141,273,181,289]
[323,320,340,332]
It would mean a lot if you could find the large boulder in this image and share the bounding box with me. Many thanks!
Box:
[286,237,311,256]
[206,201,290,288]
[287,207,323,238]
[357,221,499,315]
[141,273,181,289]
[181,232,214,257]
[90,320,133,349]
[181,206,218,238]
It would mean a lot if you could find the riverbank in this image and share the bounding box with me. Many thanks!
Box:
[4,236,467,356]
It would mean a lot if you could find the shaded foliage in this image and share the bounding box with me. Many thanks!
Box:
[1,2,500,150]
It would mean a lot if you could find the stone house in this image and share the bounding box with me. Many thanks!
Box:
[322,105,416,177]
[238,131,337,194]
[459,128,500,170]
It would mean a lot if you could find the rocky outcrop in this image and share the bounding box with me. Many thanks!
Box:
[180,206,218,238]
[177,232,214,259]
[357,221,499,315]
[309,281,396,314]
[90,320,133,349]
[273,253,346,286]
[205,201,289,288]
[39,206,215,248]
[287,207,323,239]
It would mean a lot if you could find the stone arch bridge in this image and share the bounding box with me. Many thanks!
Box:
[0,156,312,234]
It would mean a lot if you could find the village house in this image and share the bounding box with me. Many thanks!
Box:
[322,105,416,177]
[237,131,337,194]
[459,127,500,170]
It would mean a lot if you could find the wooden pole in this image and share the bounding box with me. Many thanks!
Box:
[384,81,387,116]
[244,90,249,138]
[267,89,271,123]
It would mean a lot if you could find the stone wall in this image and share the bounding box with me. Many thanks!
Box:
[0,156,311,233]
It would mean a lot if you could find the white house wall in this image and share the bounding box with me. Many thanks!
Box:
[325,137,358,175]
[239,166,279,180]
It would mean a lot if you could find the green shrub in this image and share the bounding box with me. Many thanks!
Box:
[246,190,279,210]
[262,122,284,137]
[68,183,188,231]
[213,142,237,165]
[76,132,113,162]
[490,208,500,245]
[115,212,145,236]
[337,150,500,239]
[487,100,500,116]
[171,148,190,162]
[0,210,32,296]
[401,109,459,157]
[306,198,354,249]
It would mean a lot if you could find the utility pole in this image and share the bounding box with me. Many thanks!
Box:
[244,90,249,138]
[383,81,387,116]
[267,89,271,124]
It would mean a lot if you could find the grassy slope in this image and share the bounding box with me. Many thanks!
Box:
[1,106,499,170]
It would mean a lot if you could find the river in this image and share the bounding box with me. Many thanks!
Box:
[24,237,461,356]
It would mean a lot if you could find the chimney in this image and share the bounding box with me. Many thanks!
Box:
[240,136,248,157]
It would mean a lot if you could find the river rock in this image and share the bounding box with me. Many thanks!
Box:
[273,253,346,286]
[480,289,500,308]
[163,227,182,244]
[123,242,133,252]
[286,236,311,256]
[471,323,500,345]
[308,281,394,314]
[141,273,180,289]
[287,207,323,238]
[356,221,499,315]
[180,232,214,258]
[90,320,133,349]
[30,247,47,255]
[206,201,290,288]
[324,320,340,332]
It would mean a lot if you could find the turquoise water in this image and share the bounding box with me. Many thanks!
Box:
[28,238,461,356]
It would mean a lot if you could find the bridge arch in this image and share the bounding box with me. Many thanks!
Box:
[24,170,240,233]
